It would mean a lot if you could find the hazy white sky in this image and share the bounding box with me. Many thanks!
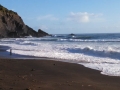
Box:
[1,0,120,34]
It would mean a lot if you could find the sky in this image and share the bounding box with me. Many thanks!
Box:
[0,0,120,34]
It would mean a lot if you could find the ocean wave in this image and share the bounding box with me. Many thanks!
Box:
[9,43,120,60]
[66,46,120,60]
[16,38,120,43]
[0,34,120,76]
[1,35,120,43]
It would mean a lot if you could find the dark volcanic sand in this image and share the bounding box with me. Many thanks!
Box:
[0,59,120,90]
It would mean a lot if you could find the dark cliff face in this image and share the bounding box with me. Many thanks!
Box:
[0,5,48,38]
[38,29,49,37]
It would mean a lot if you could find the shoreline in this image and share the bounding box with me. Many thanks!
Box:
[0,52,119,77]
[0,58,120,90]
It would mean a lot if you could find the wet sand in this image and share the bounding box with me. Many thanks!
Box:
[0,58,120,90]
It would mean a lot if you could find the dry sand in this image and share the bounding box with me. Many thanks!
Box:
[0,59,120,90]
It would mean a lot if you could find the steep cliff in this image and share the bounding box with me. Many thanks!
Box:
[0,5,48,38]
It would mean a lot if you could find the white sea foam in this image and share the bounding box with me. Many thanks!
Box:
[80,63,120,76]
[0,37,120,76]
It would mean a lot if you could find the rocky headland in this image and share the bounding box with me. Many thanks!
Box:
[0,5,49,38]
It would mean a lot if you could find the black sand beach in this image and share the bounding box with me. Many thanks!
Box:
[0,58,120,90]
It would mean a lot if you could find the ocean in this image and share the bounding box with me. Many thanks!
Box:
[0,33,120,76]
